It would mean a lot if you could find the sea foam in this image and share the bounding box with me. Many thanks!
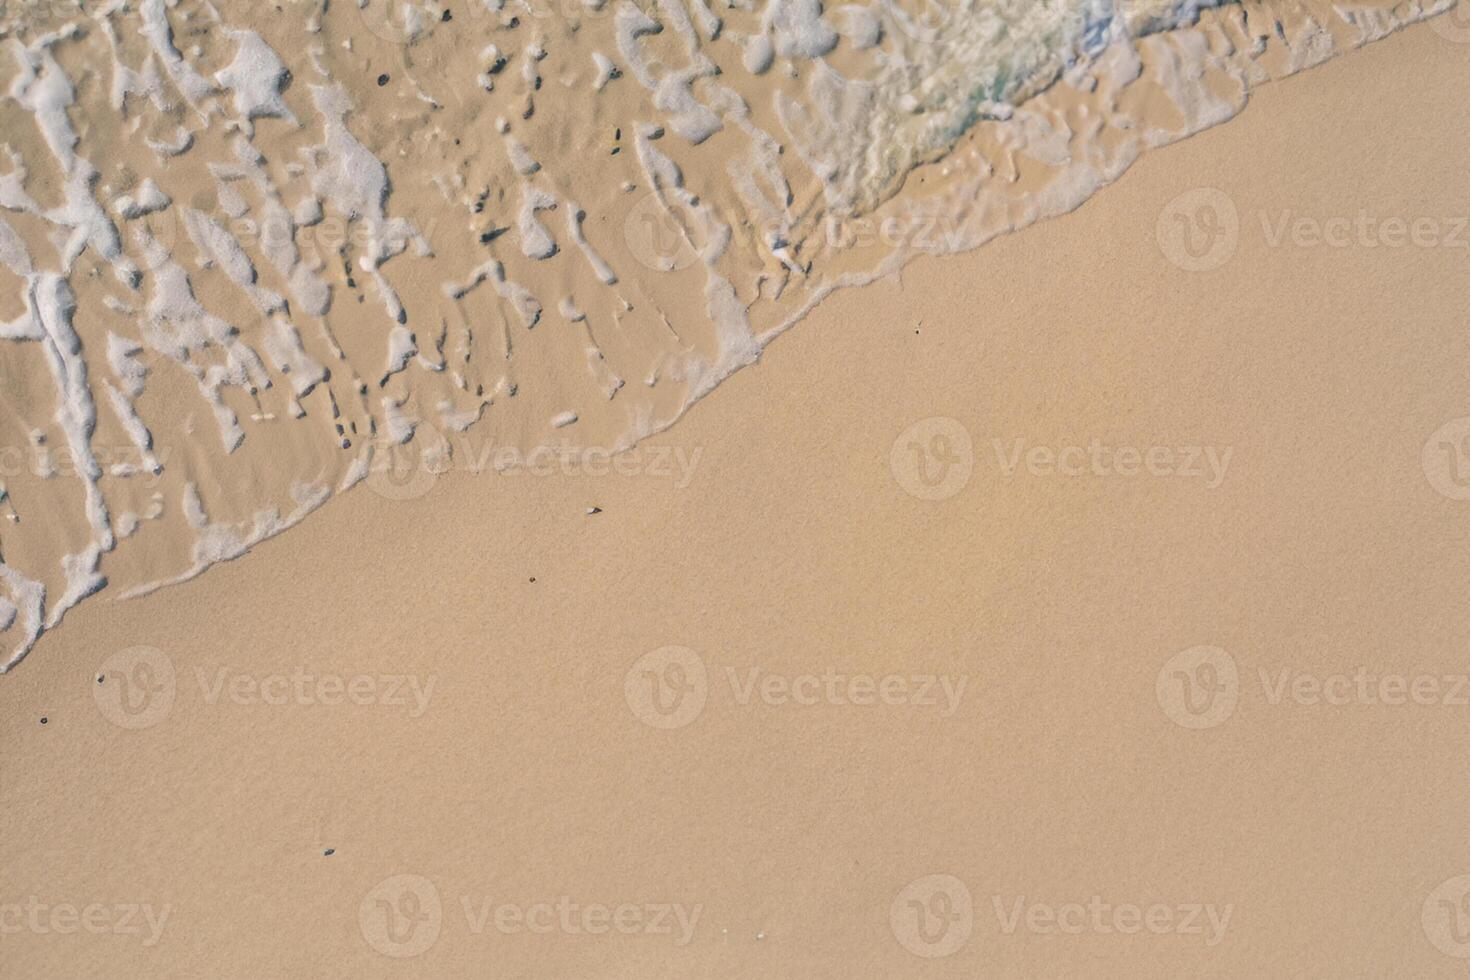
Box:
[0,0,1454,668]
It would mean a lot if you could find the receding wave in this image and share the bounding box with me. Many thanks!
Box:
[0,0,1452,668]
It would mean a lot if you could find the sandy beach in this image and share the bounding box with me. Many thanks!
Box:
[3,6,1470,978]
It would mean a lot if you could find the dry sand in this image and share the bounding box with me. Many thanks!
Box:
[4,14,1470,978]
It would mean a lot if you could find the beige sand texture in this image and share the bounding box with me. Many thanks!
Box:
[4,10,1470,980]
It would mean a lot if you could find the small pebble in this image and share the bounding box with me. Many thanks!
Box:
[377,73,389,87]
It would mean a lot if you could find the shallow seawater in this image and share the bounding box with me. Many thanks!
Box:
[0,0,1452,667]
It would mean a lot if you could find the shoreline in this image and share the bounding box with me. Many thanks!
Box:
[0,0,1458,669]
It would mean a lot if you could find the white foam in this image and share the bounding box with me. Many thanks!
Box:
[215,31,297,130]
[0,0,1451,673]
